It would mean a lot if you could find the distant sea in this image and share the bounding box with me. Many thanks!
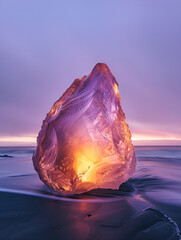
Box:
[0,146,181,240]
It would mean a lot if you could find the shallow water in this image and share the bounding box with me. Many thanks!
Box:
[0,146,181,239]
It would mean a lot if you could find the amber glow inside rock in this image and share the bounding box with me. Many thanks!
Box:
[32,63,136,194]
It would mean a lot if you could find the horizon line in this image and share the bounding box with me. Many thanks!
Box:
[0,135,181,147]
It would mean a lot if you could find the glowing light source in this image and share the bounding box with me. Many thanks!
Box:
[73,144,100,183]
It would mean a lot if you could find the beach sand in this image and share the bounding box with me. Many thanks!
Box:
[0,190,180,240]
[0,146,181,240]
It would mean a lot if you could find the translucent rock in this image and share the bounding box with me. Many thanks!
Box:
[33,63,136,194]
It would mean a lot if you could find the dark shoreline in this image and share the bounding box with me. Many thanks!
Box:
[0,191,180,240]
[0,146,181,240]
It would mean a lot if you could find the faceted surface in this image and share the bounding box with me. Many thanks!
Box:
[32,63,136,194]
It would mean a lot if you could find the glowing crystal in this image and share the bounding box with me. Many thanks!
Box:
[33,63,136,194]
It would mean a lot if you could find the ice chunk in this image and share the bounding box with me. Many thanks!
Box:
[32,63,136,194]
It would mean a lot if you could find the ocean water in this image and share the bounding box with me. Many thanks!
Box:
[0,146,181,239]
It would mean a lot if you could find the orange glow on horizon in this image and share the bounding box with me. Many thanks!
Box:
[131,134,181,141]
[0,136,36,146]
[0,134,181,146]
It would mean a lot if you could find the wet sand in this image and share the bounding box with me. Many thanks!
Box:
[0,188,180,240]
[0,146,181,240]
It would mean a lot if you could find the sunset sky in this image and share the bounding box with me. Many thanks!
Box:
[0,1,181,146]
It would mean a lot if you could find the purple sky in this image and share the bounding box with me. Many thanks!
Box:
[0,1,181,146]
